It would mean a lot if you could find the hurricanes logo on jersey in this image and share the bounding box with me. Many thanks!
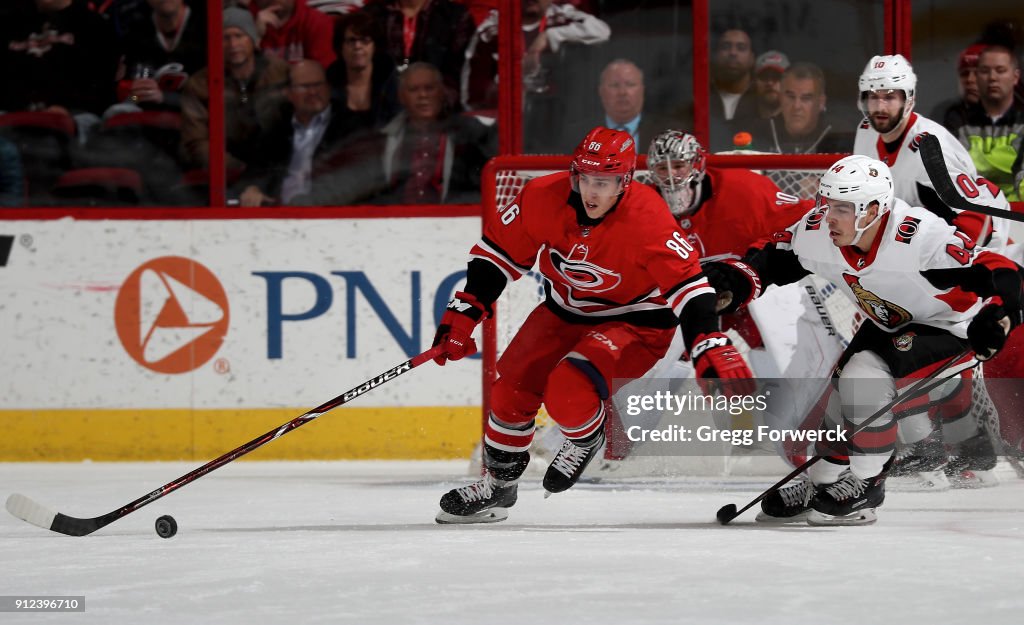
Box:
[842,274,913,329]
[549,243,622,293]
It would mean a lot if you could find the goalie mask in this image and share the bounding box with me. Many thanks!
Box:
[647,130,707,217]
[817,154,895,247]
[570,126,636,194]
[858,54,917,120]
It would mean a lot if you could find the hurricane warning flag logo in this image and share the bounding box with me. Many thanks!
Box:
[115,257,229,374]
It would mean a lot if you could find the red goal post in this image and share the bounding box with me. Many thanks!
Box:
[478,152,846,422]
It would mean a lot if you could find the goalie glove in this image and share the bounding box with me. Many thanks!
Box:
[967,302,1022,361]
[701,259,763,314]
[691,332,756,396]
[432,292,489,366]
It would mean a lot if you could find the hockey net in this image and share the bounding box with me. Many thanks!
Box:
[478,153,857,477]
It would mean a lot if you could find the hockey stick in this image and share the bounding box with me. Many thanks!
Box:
[6,346,444,536]
[716,348,973,525]
[919,133,1024,224]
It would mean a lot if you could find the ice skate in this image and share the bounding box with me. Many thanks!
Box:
[756,476,817,524]
[889,436,950,491]
[436,448,529,524]
[945,432,999,489]
[436,472,519,524]
[543,432,605,496]
[807,468,887,526]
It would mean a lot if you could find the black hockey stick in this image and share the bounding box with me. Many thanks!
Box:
[716,348,973,525]
[919,133,1024,224]
[5,346,444,536]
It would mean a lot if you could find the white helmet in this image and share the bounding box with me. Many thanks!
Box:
[858,54,917,115]
[647,130,707,217]
[818,154,894,246]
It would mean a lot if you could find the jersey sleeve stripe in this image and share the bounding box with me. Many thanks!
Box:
[471,244,527,281]
[481,236,534,272]
[666,277,716,316]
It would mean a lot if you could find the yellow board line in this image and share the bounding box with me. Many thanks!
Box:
[0,407,481,461]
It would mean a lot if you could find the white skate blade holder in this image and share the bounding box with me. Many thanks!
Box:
[755,510,811,525]
[807,508,878,526]
[435,508,510,525]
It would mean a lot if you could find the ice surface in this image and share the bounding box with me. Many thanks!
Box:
[2,461,1022,624]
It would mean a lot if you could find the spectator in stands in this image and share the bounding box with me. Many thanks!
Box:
[932,44,985,134]
[708,28,757,151]
[111,0,207,115]
[373,62,496,204]
[180,7,289,170]
[0,136,25,207]
[0,0,120,137]
[954,45,1024,201]
[250,0,336,67]
[756,62,847,154]
[237,60,352,206]
[362,0,476,107]
[325,11,400,137]
[461,0,609,111]
[752,50,789,121]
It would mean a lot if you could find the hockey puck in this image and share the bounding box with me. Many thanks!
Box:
[155,515,178,538]
[716,504,737,525]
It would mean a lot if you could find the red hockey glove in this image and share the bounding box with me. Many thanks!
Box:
[967,302,1020,361]
[691,332,756,396]
[432,292,489,366]
[701,259,763,314]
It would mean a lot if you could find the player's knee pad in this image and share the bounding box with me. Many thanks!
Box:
[837,350,896,426]
[544,357,605,436]
[491,375,543,426]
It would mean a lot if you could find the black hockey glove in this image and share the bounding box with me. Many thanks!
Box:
[701,259,762,314]
[967,303,1020,360]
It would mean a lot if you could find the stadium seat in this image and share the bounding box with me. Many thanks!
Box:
[51,167,144,206]
[0,111,76,205]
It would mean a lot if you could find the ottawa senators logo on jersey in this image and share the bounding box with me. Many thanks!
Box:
[908,132,930,153]
[842,274,913,329]
[549,243,622,293]
[895,217,921,244]
[804,208,827,231]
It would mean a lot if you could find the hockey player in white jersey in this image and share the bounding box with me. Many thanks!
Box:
[703,155,1023,525]
[854,53,1012,251]
[854,54,1017,487]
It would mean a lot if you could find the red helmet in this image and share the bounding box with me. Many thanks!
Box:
[571,126,636,190]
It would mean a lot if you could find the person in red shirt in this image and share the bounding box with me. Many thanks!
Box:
[432,127,755,524]
[250,0,336,67]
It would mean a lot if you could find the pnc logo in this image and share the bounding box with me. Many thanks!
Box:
[115,256,230,374]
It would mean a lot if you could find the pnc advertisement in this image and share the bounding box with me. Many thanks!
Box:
[0,218,483,460]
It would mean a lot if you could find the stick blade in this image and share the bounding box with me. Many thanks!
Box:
[716,503,738,525]
[6,493,57,530]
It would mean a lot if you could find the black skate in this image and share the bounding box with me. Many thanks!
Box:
[890,435,950,491]
[436,448,529,524]
[945,432,999,489]
[542,432,605,496]
[807,468,888,526]
[756,477,817,524]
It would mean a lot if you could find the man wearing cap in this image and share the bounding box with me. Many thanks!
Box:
[931,43,986,134]
[181,7,290,172]
[753,50,789,120]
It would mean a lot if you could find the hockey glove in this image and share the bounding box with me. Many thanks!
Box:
[967,303,1020,361]
[701,259,763,314]
[432,291,489,366]
[691,332,756,396]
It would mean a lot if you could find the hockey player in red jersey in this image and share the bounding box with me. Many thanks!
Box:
[704,155,1023,525]
[855,54,1021,487]
[646,130,813,262]
[432,127,755,524]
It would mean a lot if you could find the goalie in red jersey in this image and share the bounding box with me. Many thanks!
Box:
[432,126,755,524]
